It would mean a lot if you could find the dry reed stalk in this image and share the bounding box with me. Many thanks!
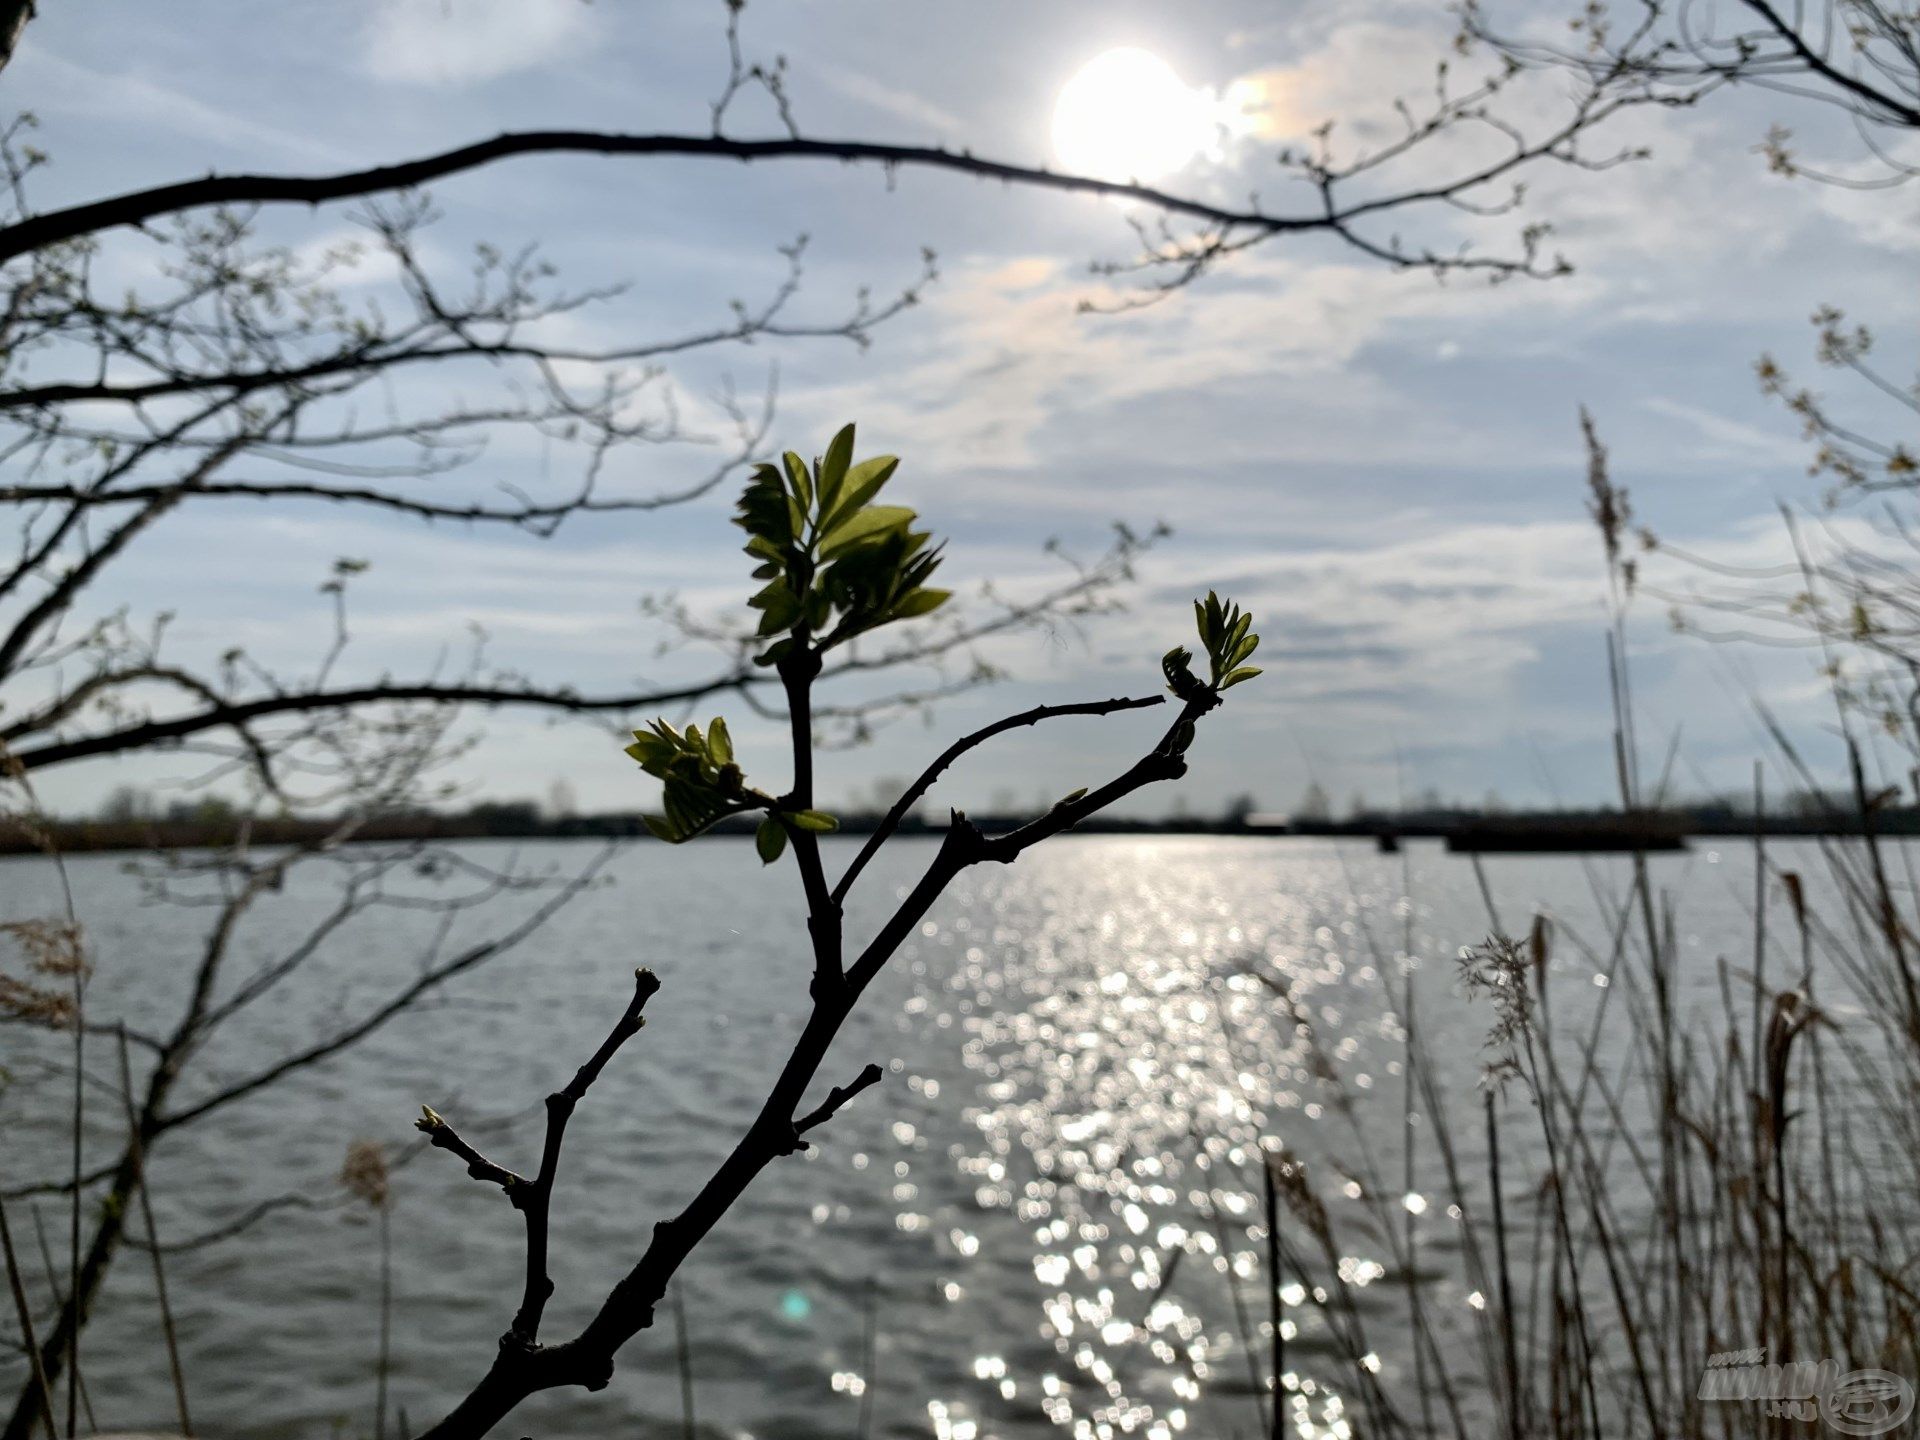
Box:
[0,1198,56,1440]
[672,1283,695,1440]
[115,1028,191,1438]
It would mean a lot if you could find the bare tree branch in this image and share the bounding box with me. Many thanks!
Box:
[0,129,1486,267]
[831,691,1164,903]
[0,1,33,78]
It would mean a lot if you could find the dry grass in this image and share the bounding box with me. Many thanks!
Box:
[1232,437,1920,1440]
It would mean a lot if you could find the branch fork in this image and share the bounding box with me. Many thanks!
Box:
[786,1063,885,1152]
[420,967,661,1349]
[414,544,1259,1436]
[415,1108,528,1201]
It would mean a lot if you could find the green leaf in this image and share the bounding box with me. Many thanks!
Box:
[1162,645,1204,699]
[891,587,951,619]
[734,467,793,546]
[817,424,856,517]
[755,815,788,864]
[624,732,670,767]
[1221,666,1263,689]
[627,711,760,841]
[654,774,742,842]
[821,454,898,531]
[1173,593,1261,690]
[1226,611,1252,658]
[819,504,916,559]
[789,809,839,832]
[782,451,812,514]
[750,581,801,635]
[1060,787,1088,806]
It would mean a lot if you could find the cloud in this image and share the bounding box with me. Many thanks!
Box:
[1801,149,1920,254]
[1641,396,1789,461]
[1168,519,1608,698]
[17,0,1915,814]
[813,61,968,138]
[24,48,348,163]
[773,242,1596,489]
[1222,19,1458,146]
[362,0,592,86]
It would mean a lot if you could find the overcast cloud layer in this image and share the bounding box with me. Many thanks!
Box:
[9,0,1917,819]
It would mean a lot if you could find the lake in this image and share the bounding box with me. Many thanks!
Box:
[0,834,1814,1438]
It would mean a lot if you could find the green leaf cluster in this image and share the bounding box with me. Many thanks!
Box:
[734,423,951,667]
[624,717,759,843]
[1163,591,1262,701]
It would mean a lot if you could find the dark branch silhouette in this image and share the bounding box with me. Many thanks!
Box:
[0,121,1592,273]
[385,432,1263,1438]
[1468,0,1920,185]
[0,1,32,78]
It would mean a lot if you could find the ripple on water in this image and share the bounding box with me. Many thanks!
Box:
[1,833,1756,1437]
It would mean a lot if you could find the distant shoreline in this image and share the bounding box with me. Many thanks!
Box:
[4,808,1914,856]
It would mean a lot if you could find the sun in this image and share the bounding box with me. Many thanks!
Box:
[1050,48,1213,184]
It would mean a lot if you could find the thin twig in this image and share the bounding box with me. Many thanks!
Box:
[376,1205,392,1440]
[832,693,1164,903]
[115,1026,191,1438]
[857,1277,877,1440]
[793,1064,884,1144]
[672,1284,695,1440]
[1265,1155,1285,1440]
[23,1212,90,1435]
[0,1199,56,1440]
[420,967,662,1347]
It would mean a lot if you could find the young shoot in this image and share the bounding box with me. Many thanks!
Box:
[420,422,1261,1440]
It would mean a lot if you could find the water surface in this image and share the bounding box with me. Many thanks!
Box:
[0,834,1800,1438]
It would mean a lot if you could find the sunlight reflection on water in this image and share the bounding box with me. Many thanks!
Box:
[0,834,1778,1438]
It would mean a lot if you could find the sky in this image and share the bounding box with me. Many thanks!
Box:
[6,0,1918,820]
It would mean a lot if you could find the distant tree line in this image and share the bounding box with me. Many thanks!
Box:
[5,779,1900,857]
